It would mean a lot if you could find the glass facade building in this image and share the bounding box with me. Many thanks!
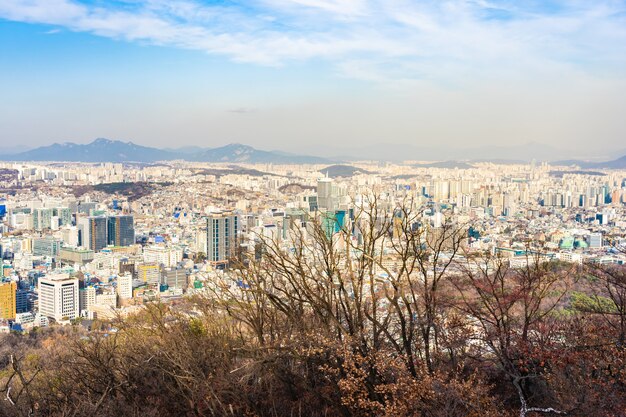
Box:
[107,215,135,247]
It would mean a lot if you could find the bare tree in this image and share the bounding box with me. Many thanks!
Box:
[583,261,626,347]
[451,250,571,417]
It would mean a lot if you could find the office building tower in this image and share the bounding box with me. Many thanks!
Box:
[78,216,108,252]
[205,213,238,267]
[317,177,336,211]
[320,210,349,238]
[38,274,79,322]
[0,281,16,319]
[107,215,135,247]
[16,289,30,314]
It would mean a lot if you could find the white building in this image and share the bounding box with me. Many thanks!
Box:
[10,213,33,230]
[117,274,133,300]
[557,252,583,265]
[61,226,80,247]
[38,274,79,322]
[14,312,49,328]
[95,292,117,308]
[79,286,96,314]
[143,245,183,268]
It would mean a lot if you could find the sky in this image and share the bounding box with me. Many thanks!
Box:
[1,0,625,157]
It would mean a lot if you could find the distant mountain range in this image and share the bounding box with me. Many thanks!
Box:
[0,138,332,164]
[1,138,625,168]
[1,139,173,163]
[552,155,626,170]
[193,143,331,164]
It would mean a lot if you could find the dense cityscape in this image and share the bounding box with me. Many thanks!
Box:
[1,155,626,415]
[2,0,626,415]
[1,158,625,332]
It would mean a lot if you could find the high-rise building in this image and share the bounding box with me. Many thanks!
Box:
[16,289,31,314]
[38,274,79,322]
[79,286,96,314]
[53,207,72,226]
[107,215,135,247]
[0,281,17,319]
[33,208,53,231]
[204,213,239,267]
[116,274,133,300]
[78,216,108,252]
[317,177,336,211]
[78,215,134,252]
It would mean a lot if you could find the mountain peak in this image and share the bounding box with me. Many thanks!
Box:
[222,143,252,150]
[0,139,332,164]
[91,138,117,145]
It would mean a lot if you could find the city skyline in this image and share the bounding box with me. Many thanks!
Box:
[1,0,625,153]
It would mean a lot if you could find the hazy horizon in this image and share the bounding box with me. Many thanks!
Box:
[1,0,625,154]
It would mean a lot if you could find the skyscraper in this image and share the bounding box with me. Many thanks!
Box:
[205,212,238,267]
[107,215,135,247]
[317,177,336,211]
[78,216,108,252]
[78,215,133,252]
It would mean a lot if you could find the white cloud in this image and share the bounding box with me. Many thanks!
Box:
[0,0,624,83]
[263,0,368,17]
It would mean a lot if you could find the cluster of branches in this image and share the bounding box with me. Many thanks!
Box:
[1,197,626,416]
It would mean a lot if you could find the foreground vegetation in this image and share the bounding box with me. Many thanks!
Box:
[2,202,625,416]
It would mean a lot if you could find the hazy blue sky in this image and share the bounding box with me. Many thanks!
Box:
[1,0,625,154]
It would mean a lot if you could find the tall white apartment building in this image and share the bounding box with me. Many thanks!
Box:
[79,286,96,314]
[117,274,133,300]
[38,274,79,322]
